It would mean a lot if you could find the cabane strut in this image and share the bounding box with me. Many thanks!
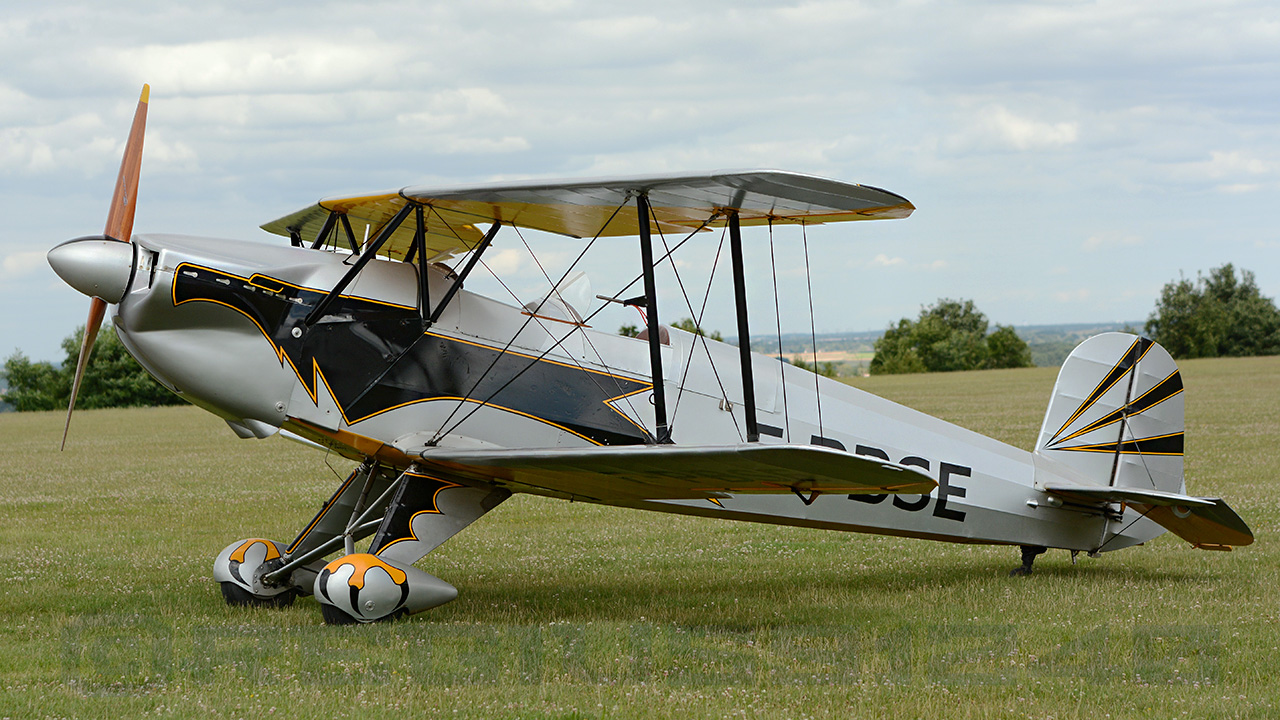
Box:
[636,193,671,444]
[727,211,759,442]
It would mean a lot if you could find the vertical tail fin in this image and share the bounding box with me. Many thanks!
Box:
[1034,333,1251,549]
[1035,333,1184,495]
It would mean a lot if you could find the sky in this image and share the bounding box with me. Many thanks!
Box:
[2,0,1278,361]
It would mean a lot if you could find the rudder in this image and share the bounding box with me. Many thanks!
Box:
[1035,333,1185,495]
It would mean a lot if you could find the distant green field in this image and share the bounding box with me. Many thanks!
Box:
[1,355,1276,718]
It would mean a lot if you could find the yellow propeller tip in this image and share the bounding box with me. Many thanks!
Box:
[140,84,150,104]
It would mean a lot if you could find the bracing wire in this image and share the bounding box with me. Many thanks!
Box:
[1094,503,1158,554]
[479,252,648,439]
[694,226,728,333]
[802,221,824,440]
[598,214,721,311]
[571,212,727,428]
[676,224,740,438]
[437,209,725,445]
[1095,365,1163,551]
[428,198,630,444]
[768,219,790,442]
[322,444,350,483]
[434,252,659,446]
[1112,361,1161,492]
[648,207,741,440]
[509,223,652,435]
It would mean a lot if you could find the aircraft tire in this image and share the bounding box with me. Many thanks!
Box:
[319,604,408,625]
[320,602,360,625]
[220,581,296,608]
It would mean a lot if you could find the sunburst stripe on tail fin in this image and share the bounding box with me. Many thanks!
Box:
[1036,333,1185,498]
[1050,369,1183,447]
[1048,336,1152,445]
[1053,431,1184,456]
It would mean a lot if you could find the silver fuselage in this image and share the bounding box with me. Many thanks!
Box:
[112,233,1164,553]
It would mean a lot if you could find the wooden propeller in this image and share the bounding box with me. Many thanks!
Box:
[61,84,149,450]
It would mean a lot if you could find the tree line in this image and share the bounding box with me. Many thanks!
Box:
[2,325,183,412]
[868,263,1278,375]
[1144,263,1280,358]
[869,299,1033,375]
[5,264,1276,410]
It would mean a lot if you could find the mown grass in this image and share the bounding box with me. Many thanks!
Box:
[0,355,1276,718]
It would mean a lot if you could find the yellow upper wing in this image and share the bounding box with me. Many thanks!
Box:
[260,170,914,261]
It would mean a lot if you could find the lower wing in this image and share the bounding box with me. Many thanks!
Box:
[407,443,937,503]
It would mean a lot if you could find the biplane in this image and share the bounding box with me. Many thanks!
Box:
[47,86,1252,623]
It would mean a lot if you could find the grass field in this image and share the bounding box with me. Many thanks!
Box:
[1,355,1276,718]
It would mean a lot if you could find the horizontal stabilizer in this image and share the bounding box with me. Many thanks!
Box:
[1041,483,1215,508]
[410,443,936,502]
[1041,483,1253,548]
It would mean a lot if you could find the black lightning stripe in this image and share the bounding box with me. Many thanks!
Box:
[1050,336,1153,444]
[368,473,461,555]
[1050,369,1183,447]
[172,263,651,446]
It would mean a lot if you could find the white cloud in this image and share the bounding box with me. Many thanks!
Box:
[1083,233,1143,252]
[847,254,945,272]
[945,104,1079,154]
[0,112,132,176]
[437,136,530,155]
[107,35,412,96]
[0,83,34,124]
[5,0,1280,356]
[0,131,53,172]
[485,248,524,275]
[1220,183,1261,194]
[144,134,199,173]
[392,88,529,155]
[2,250,46,279]
[573,15,666,40]
[1199,150,1270,179]
[396,88,514,131]
[990,107,1078,151]
[1156,149,1275,193]
[1053,288,1092,303]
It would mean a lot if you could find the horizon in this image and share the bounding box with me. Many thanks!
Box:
[7,317,1147,365]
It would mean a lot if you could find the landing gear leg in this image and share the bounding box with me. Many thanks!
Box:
[314,467,510,624]
[213,463,392,610]
[1009,545,1047,577]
